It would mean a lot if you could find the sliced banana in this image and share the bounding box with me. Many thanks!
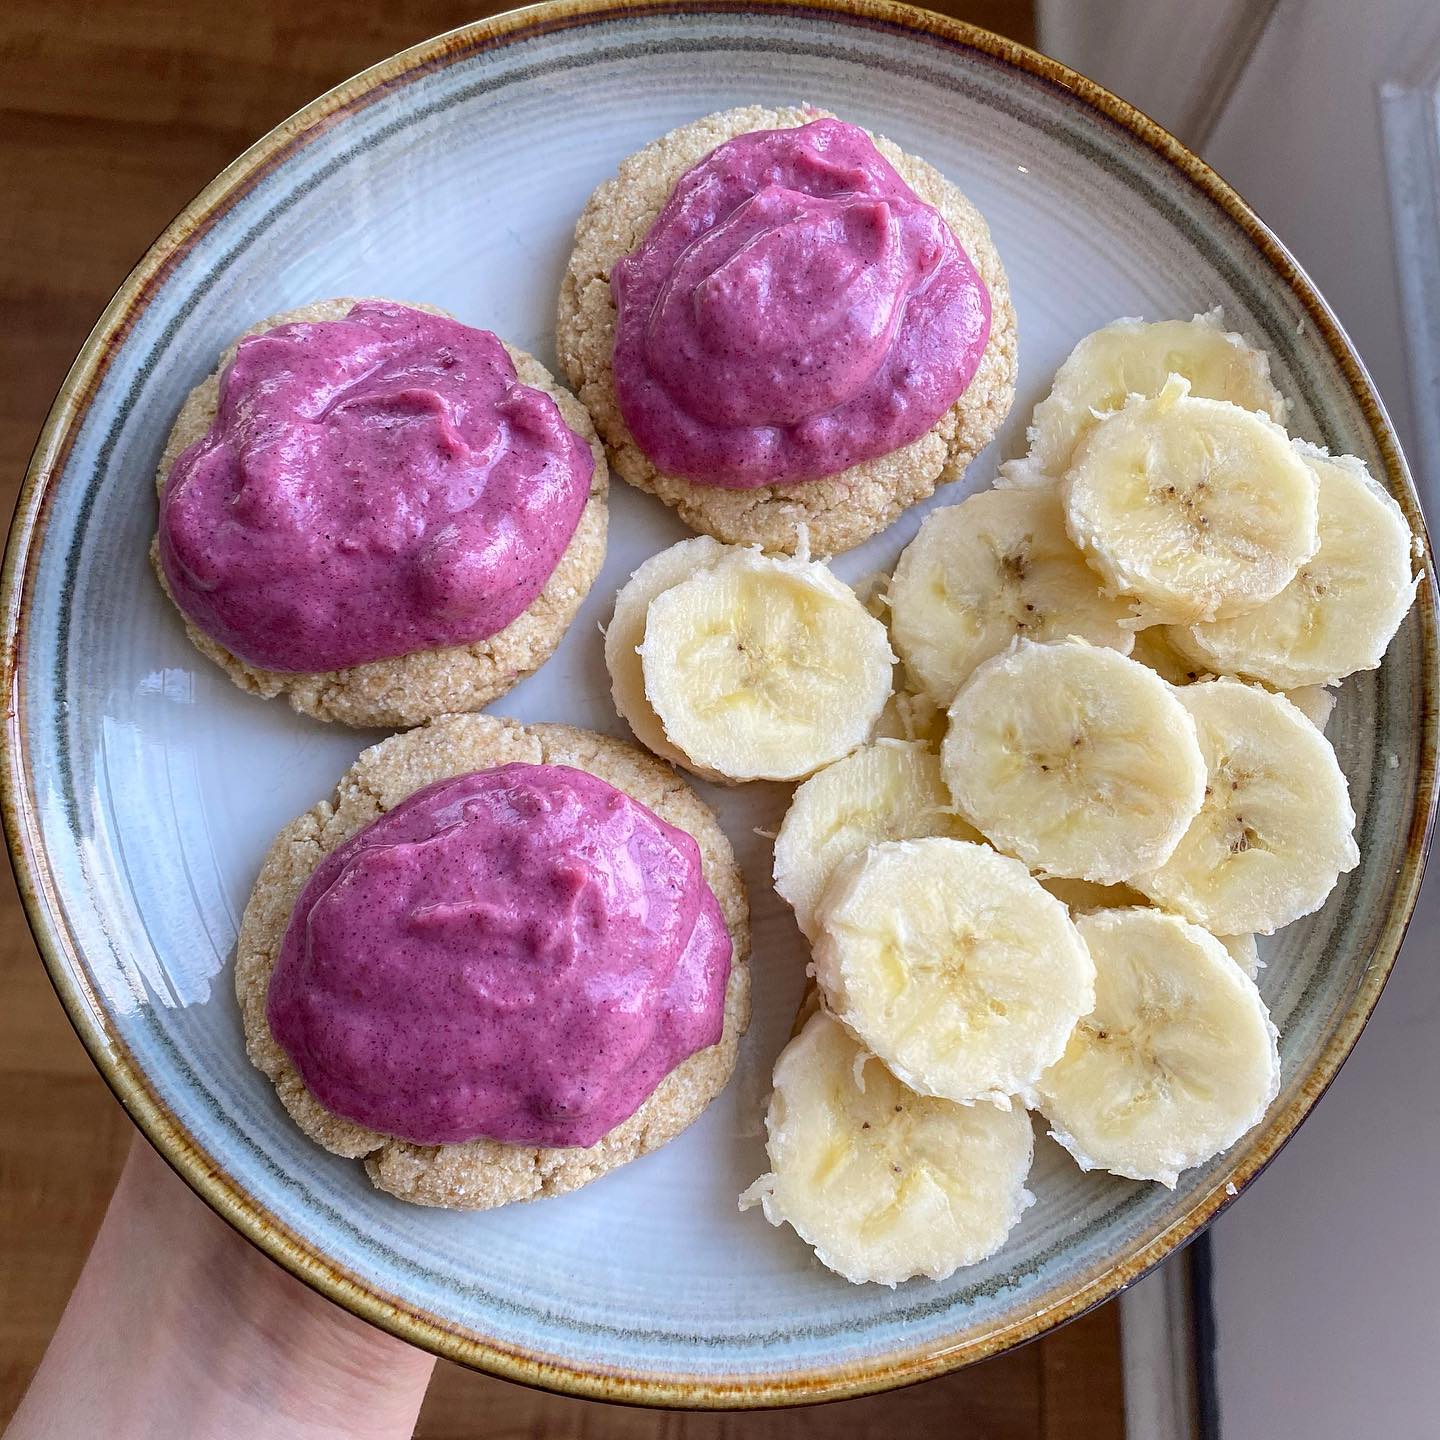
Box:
[888,488,1136,707]
[639,548,894,783]
[1040,876,1149,911]
[739,1009,1035,1286]
[1130,627,1334,734]
[790,979,825,1039]
[1018,311,1288,480]
[852,569,891,618]
[1218,931,1262,980]
[1035,907,1280,1186]
[1063,375,1319,625]
[1040,877,1260,978]
[1281,684,1336,733]
[1178,446,1418,688]
[1135,679,1359,934]
[1043,879,1260,976]
[1128,625,1209,686]
[812,837,1095,1106]
[873,687,948,746]
[774,742,982,941]
[1135,624,1335,741]
[942,640,1206,884]
[606,536,729,768]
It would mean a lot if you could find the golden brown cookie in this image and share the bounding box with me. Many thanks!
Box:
[235,713,751,1210]
[152,299,608,728]
[556,106,1017,557]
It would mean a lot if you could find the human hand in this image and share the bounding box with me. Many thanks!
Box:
[7,1135,436,1440]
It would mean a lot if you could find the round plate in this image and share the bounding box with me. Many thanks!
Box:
[4,0,1436,1408]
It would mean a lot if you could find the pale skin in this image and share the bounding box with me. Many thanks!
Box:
[6,1137,437,1440]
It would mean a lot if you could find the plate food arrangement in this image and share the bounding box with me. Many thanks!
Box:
[4,0,1435,1409]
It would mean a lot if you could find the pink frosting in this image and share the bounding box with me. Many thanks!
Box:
[266,765,732,1149]
[610,119,991,488]
[157,302,593,672]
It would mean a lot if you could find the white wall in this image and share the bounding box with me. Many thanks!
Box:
[1201,0,1435,464]
[1035,0,1280,152]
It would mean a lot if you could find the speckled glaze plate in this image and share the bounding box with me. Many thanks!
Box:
[4,0,1436,1408]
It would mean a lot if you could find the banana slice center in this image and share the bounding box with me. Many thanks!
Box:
[685,582,844,719]
[1083,1012,1206,1113]
[1025,724,1088,778]
[808,1071,952,1205]
[1146,455,1219,547]
[1204,759,1271,860]
[992,536,1048,629]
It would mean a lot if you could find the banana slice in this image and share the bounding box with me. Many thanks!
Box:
[1018,311,1288,480]
[1130,627,1334,734]
[1281,684,1336,733]
[1135,679,1359,934]
[1040,877,1260,978]
[1063,376,1319,625]
[1218,931,1262,980]
[1040,876,1148,911]
[606,536,729,768]
[1035,907,1280,1186]
[639,548,894,783]
[942,640,1206,884]
[852,569,891,619]
[739,1008,1035,1286]
[790,979,825,1039]
[1177,446,1418,688]
[812,837,1095,1105]
[1129,625,1209,686]
[774,742,982,941]
[888,487,1137,707]
[873,687,948,746]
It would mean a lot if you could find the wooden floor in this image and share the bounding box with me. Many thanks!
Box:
[0,1,1126,1434]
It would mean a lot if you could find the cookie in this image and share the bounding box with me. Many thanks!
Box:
[152,299,608,728]
[235,713,751,1210]
[556,106,1017,556]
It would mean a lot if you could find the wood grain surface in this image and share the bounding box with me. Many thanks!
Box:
[0,1,1126,1433]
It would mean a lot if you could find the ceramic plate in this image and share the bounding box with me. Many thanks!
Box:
[4,0,1436,1408]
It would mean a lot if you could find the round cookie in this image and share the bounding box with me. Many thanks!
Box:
[556,105,1017,557]
[236,712,752,1210]
[152,299,609,728]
